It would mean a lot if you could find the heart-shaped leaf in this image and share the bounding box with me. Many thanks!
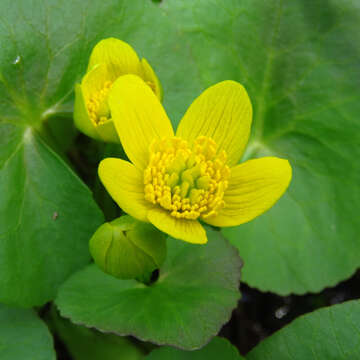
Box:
[0,0,177,307]
[3,0,359,301]
[160,0,360,294]
[0,123,103,307]
[247,300,360,359]
[0,303,56,360]
[146,337,244,360]
[55,229,242,350]
[50,308,144,360]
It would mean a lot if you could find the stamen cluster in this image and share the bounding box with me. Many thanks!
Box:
[87,81,112,125]
[144,136,230,220]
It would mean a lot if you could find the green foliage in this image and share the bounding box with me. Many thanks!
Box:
[0,124,103,307]
[50,308,144,360]
[0,0,182,308]
[0,303,55,360]
[0,0,360,357]
[247,300,360,359]
[146,337,244,360]
[56,228,242,350]
[160,0,360,294]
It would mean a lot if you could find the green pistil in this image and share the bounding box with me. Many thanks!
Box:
[166,154,186,174]
[196,176,210,190]
[166,172,179,188]
[189,188,201,205]
[181,169,195,187]
[167,159,209,200]
[180,181,190,198]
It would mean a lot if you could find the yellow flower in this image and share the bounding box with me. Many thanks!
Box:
[74,38,162,143]
[98,75,292,244]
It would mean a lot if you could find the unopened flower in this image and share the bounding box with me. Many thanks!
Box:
[74,38,161,142]
[99,75,292,244]
[89,216,166,280]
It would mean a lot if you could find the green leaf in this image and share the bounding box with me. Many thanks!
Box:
[0,303,55,360]
[160,0,360,294]
[0,0,178,125]
[247,300,360,359]
[50,308,144,360]
[146,337,244,360]
[55,228,241,350]
[2,0,358,298]
[0,123,103,307]
[0,0,183,306]
[46,115,78,154]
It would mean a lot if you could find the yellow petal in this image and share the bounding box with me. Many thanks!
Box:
[81,63,110,102]
[203,157,292,227]
[108,74,174,170]
[73,83,100,140]
[138,58,163,100]
[98,158,152,222]
[147,208,207,244]
[87,38,141,81]
[176,80,252,166]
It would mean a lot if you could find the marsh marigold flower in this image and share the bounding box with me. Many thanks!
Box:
[74,38,162,143]
[99,75,292,244]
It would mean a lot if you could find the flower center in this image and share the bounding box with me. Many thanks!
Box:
[86,81,112,125]
[144,136,230,220]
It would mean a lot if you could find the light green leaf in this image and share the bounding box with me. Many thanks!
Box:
[0,123,103,307]
[0,303,55,360]
[55,228,242,350]
[50,308,144,360]
[160,0,360,294]
[247,300,360,359]
[146,337,244,360]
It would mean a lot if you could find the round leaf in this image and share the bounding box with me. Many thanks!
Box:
[0,303,55,360]
[0,0,179,124]
[50,308,144,360]
[0,0,184,306]
[146,337,244,360]
[160,0,360,294]
[55,228,242,350]
[247,300,360,359]
[0,124,104,307]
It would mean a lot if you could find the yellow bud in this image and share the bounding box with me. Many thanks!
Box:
[74,38,162,143]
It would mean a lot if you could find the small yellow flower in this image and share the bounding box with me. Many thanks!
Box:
[99,75,292,244]
[74,38,162,143]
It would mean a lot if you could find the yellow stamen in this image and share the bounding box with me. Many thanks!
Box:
[144,136,230,220]
[87,81,112,125]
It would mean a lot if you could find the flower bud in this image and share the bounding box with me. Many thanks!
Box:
[89,216,166,280]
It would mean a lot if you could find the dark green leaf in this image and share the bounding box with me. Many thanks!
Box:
[2,0,359,297]
[146,337,244,360]
[55,228,241,350]
[160,0,360,294]
[0,0,179,125]
[0,123,103,307]
[247,300,360,359]
[0,0,183,306]
[0,303,55,360]
[50,308,144,360]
